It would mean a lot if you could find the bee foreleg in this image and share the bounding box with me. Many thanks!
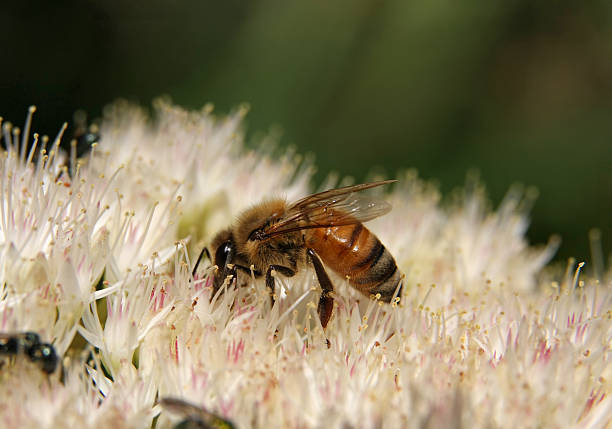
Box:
[265,265,296,306]
[306,248,334,329]
[234,264,262,277]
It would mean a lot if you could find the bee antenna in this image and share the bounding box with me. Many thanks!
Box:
[192,247,211,279]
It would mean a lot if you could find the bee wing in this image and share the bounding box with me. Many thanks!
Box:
[263,180,395,238]
[160,397,203,416]
[160,398,235,429]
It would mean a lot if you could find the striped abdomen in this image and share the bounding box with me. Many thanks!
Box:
[305,223,402,302]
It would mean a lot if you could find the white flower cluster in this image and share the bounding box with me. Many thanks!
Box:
[0,102,609,428]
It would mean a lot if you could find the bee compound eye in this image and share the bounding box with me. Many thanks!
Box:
[214,241,234,266]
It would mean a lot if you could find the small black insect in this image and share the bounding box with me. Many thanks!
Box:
[71,110,100,158]
[0,331,59,374]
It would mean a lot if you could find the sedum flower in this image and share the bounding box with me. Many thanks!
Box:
[0,102,609,428]
[0,107,109,353]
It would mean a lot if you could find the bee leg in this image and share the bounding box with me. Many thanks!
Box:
[192,247,211,279]
[265,265,296,306]
[234,264,262,277]
[233,265,262,291]
[306,248,334,329]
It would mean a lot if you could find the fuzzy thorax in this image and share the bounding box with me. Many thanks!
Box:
[211,199,305,272]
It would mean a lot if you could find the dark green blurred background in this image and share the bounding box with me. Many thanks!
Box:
[2,0,611,267]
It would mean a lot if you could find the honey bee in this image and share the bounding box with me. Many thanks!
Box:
[0,331,59,374]
[193,180,402,328]
[160,397,236,429]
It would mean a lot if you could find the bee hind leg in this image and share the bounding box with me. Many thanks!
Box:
[306,249,334,329]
